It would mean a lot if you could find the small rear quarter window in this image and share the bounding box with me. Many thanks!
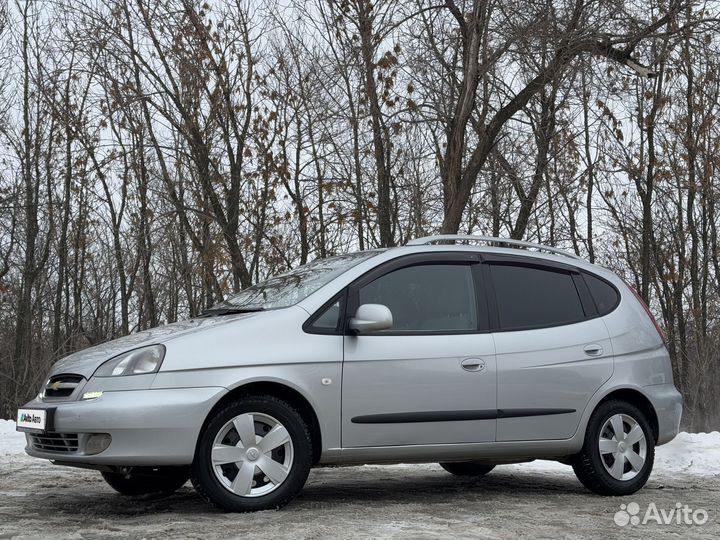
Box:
[582,273,620,316]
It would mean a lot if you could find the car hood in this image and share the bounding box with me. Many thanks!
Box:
[49,313,262,378]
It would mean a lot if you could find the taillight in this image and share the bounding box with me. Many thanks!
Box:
[623,280,667,344]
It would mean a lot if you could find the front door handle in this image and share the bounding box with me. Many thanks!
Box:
[583,344,604,356]
[461,358,486,372]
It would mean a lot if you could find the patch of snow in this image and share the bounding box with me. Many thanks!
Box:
[654,431,720,476]
[0,419,17,433]
[0,420,27,455]
[509,458,573,475]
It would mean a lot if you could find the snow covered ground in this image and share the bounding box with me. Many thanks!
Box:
[0,419,27,454]
[1,420,718,539]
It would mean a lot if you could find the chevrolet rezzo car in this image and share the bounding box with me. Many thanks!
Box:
[17,235,682,511]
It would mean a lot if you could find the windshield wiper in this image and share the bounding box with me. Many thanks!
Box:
[197,307,265,318]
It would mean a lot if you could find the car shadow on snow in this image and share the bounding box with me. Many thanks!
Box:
[298,467,588,505]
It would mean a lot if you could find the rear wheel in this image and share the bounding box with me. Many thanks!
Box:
[573,400,655,496]
[191,395,312,512]
[101,467,189,496]
[439,462,496,476]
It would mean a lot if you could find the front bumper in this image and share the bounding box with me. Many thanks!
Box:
[643,383,683,445]
[21,386,226,466]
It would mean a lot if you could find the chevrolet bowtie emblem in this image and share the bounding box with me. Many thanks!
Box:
[51,381,61,391]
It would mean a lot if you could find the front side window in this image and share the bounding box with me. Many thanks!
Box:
[358,264,477,332]
[490,264,585,330]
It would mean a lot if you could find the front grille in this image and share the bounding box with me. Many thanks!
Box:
[43,374,84,399]
[29,432,79,453]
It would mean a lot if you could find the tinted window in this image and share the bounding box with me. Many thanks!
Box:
[583,273,619,315]
[490,264,585,330]
[358,264,477,332]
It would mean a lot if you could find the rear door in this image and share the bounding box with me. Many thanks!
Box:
[341,253,497,448]
[485,256,613,441]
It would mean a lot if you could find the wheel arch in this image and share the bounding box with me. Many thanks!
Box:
[594,387,660,443]
[199,380,323,465]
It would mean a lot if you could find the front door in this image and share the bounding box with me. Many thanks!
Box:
[341,253,497,448]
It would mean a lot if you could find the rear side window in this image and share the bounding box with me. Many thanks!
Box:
[582,272,620,315]
[358,264,477,332]
[490,264,585,330]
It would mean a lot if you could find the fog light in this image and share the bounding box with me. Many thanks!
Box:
[85,433,111,455]
[81,391,103,400]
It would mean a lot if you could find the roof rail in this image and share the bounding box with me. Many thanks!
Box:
[405,234,583,261]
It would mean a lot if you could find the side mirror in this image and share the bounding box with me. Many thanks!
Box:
[348,304,393,334]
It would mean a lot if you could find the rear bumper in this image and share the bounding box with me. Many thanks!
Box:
[643,383,683,445]
[20,387,226,466]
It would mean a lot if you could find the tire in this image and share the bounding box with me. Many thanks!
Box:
[439,462,496,476]
[573,400,655,496]
[101,467,189,496]
[191,395,312,512]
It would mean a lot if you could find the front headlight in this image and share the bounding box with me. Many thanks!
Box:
[94,345,166,377]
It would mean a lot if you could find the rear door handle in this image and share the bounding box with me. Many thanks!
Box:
[583,344,604,356]
[461,358,486,372]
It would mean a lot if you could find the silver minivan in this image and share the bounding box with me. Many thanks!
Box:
[17,235,683,511]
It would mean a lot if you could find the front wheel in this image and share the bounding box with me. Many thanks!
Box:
[573,400,655,496]
[191,395,312,512]
[101,467,189,496]
[439,462,496,476]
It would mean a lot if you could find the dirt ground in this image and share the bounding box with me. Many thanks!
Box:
[0,455,717,540]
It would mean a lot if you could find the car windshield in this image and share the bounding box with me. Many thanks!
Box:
[208,250,382,312]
